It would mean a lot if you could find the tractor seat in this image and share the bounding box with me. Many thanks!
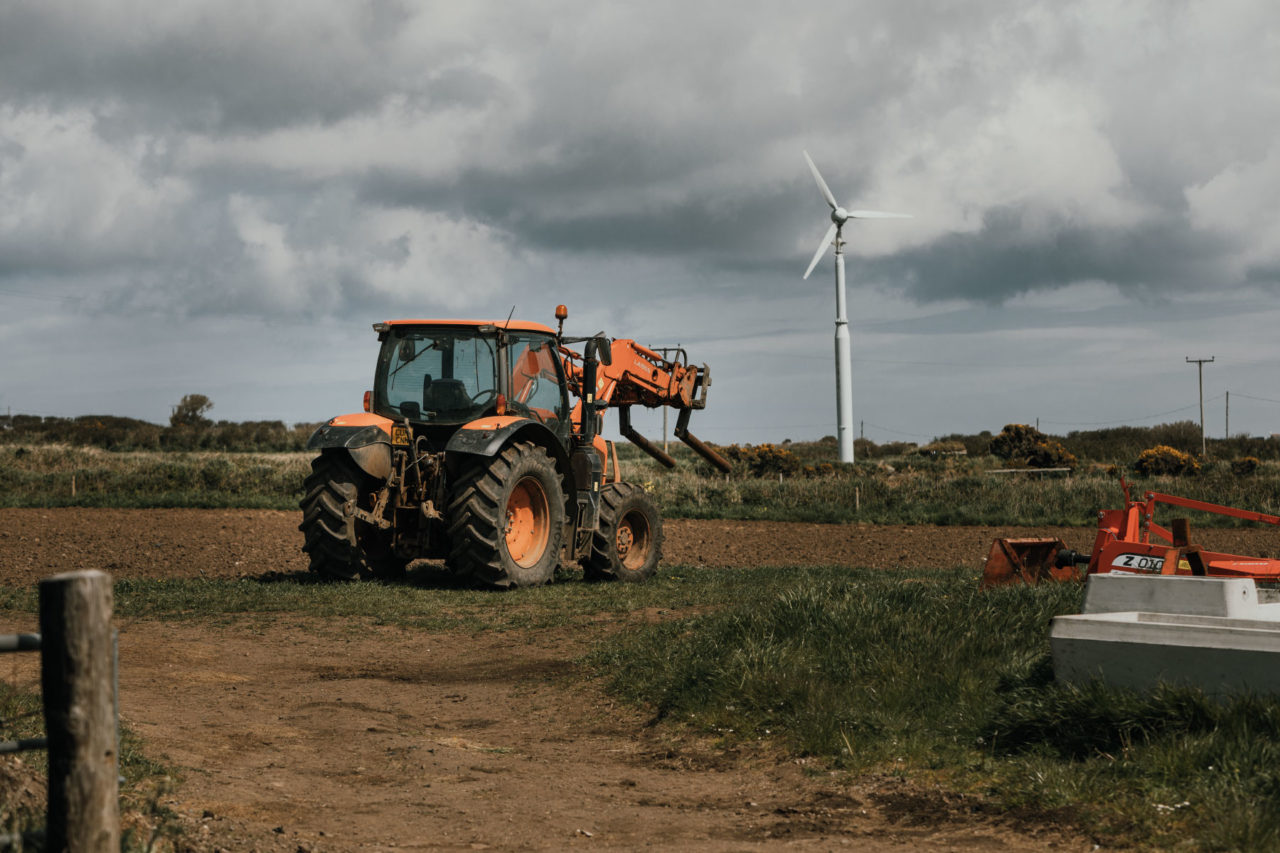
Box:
[423,379,471,412]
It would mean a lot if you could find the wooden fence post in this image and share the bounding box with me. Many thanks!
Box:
[38,570,119,852]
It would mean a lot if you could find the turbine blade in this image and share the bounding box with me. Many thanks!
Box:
[803,223,838,280]
[847,209,912,219]
[803,151,838,211]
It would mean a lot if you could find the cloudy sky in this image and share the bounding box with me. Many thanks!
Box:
[2,0,1279,446]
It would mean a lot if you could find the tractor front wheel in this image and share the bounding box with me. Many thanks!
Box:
[299,452,404,581]
[447,442,566,588]
[583,483,662,582]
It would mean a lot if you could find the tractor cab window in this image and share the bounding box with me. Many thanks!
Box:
[505,334,569,428]
[376,328,498,424]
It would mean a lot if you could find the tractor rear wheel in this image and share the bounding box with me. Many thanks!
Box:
[583,482,662,582]
[299,452,404,581]
[447,442,566,588]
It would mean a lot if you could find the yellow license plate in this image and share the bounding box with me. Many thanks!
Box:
[391,425,410,445]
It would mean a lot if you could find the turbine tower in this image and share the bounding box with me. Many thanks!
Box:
[802,150,910,464]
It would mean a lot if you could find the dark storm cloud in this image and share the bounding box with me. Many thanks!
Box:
[867,206,1233,304]
[0,1,456,132]
[357,157,805,263]
[0,0,1277,325]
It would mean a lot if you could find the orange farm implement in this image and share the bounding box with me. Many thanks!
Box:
[982,480,1280,588]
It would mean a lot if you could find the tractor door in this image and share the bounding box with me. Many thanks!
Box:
[503,333,571,444]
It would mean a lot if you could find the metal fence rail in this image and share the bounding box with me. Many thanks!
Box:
[1,632,45,848]
[0,634,46,756]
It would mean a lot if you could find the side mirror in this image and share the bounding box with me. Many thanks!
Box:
[398,340,416,362]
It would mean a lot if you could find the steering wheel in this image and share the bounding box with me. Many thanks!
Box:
[470,388,497,406]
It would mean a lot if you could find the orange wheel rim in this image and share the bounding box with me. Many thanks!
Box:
[616,510,651,571]
[505,476,550,568]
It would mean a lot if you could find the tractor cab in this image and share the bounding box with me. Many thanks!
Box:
[372,321,571,437]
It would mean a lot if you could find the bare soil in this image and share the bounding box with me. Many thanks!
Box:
[12,508,1267,850]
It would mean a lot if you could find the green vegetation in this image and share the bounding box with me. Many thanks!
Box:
[6,567,1276,849]
[0,411,319,453]
[0,566,759,634]
[592,568,1280,849]
[0,446,312,509]
[7,431,1280,525]
[0,680,177,846]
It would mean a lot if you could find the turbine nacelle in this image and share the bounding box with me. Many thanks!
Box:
[801,150,911,280]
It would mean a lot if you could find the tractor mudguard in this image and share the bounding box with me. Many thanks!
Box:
[446,416,571,474]
[306,421,393,481]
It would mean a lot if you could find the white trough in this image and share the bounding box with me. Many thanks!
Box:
[1050,573,1280,694]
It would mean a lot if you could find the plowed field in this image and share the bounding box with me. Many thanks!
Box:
[0,507,1098,585]
[13,509,1267,850]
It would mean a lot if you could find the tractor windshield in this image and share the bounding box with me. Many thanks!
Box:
[375,327,499,424]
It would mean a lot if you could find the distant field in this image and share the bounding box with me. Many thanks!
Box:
[3,443,1280,526]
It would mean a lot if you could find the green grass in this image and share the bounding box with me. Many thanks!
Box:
[7,443,1280,526]
[0,565,756,634]
[0,446,311,509]
[590,568,1280,850]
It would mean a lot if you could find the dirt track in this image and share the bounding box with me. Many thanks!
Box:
[12,509,1268,850]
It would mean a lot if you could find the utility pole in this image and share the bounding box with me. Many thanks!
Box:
[1186,356,1214,456]
[1225,391,1229,440]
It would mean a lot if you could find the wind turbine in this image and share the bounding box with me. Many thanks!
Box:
[801,150,910,465]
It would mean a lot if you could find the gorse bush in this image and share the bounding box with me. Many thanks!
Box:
[1134,445,1201,477]
[719,443,800,477]
[1232,456,1261,476]
[915,440,967,456]
[990,424,1077,469]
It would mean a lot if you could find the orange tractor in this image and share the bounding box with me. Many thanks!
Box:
[982,480,1280,588]
[300,306,729,587]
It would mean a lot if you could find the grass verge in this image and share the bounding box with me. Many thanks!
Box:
[8,444,1280,527]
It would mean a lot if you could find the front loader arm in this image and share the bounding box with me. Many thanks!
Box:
[561,339,730,472]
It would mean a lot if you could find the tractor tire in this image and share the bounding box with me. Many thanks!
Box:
[447,441,566,589]
[299,452,404,581]
[583,482,662,583]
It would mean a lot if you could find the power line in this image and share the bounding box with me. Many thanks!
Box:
[859,420,937,439]
[1232,392,1280,406]
[1041,396,1222,428]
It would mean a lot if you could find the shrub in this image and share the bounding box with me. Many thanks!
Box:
[1134,445,1201,477]
[720,443,800,477]
[916,440,966,457]
[1232,456,1261,476]
[990,424,1076,469]
[1024,440,1077,469]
